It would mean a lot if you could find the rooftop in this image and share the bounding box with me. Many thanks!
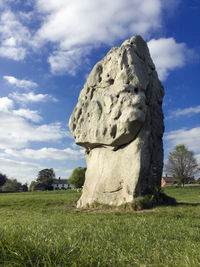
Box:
[52,178,68,185]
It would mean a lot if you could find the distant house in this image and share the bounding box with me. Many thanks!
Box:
[161,174,179,187]
[52,177,71,190]
[33,177,72,191]
[161,174,196,187]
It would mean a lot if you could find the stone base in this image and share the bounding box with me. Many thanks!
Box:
[77,129,151,208]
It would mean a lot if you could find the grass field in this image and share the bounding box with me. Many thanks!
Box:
[0,187,200,266]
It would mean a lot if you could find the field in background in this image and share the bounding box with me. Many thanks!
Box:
[0,187,200,266]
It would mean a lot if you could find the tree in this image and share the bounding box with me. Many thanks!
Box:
[165,145,199,187]
[2,179,22,192]
[36,168,55,190]
[29,181,37,192]
[0,173,7,187]
[22,183,28,192]
[68,167,86,188]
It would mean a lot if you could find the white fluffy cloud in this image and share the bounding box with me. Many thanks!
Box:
[48,47,91,75]
[4,76,38,89]
[0,10,31,60]
[36,0,163,74]
[167,105,200,120]
[4,147,84,161]
[13,109,42,122]
[36,0,162,47]
[0,157,43,183]
[165,127,200,154]
[0,0,190,79]
[4,76,57,104]
[0,46,26,60]
[0,96,67,148]
[0,112,68,149]
[10,92,57,103]
[36,0,191,77]
[0,95,42,122]
[0,96,13,112]
[0,156,74,183]
[148,38,192,80]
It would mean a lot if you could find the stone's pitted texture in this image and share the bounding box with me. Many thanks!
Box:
[69,35,164,208]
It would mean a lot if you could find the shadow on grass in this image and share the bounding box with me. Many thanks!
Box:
[176,202,200,207]
[82,193,178,212]
[77,190,200,212]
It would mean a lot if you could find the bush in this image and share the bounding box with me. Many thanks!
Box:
[68,167,86,188]
[2,179,22,192]
[86,188,177,212]
[0,173,7,188]
[129,191,176,211]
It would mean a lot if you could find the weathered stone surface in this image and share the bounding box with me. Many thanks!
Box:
[69,35,164,208]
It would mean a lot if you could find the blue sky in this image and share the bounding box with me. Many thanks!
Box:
[0,0,200,184]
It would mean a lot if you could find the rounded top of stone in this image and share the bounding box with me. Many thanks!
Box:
[122,35,145,46]
[69,35,163,150]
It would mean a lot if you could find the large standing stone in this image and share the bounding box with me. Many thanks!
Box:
[69,35,164,208]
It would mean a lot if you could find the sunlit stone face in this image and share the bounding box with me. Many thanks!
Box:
[69,37,150,149]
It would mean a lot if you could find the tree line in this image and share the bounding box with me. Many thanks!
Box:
[0,145,199,192]
[0,166,87,193]
[0,173,28,192]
